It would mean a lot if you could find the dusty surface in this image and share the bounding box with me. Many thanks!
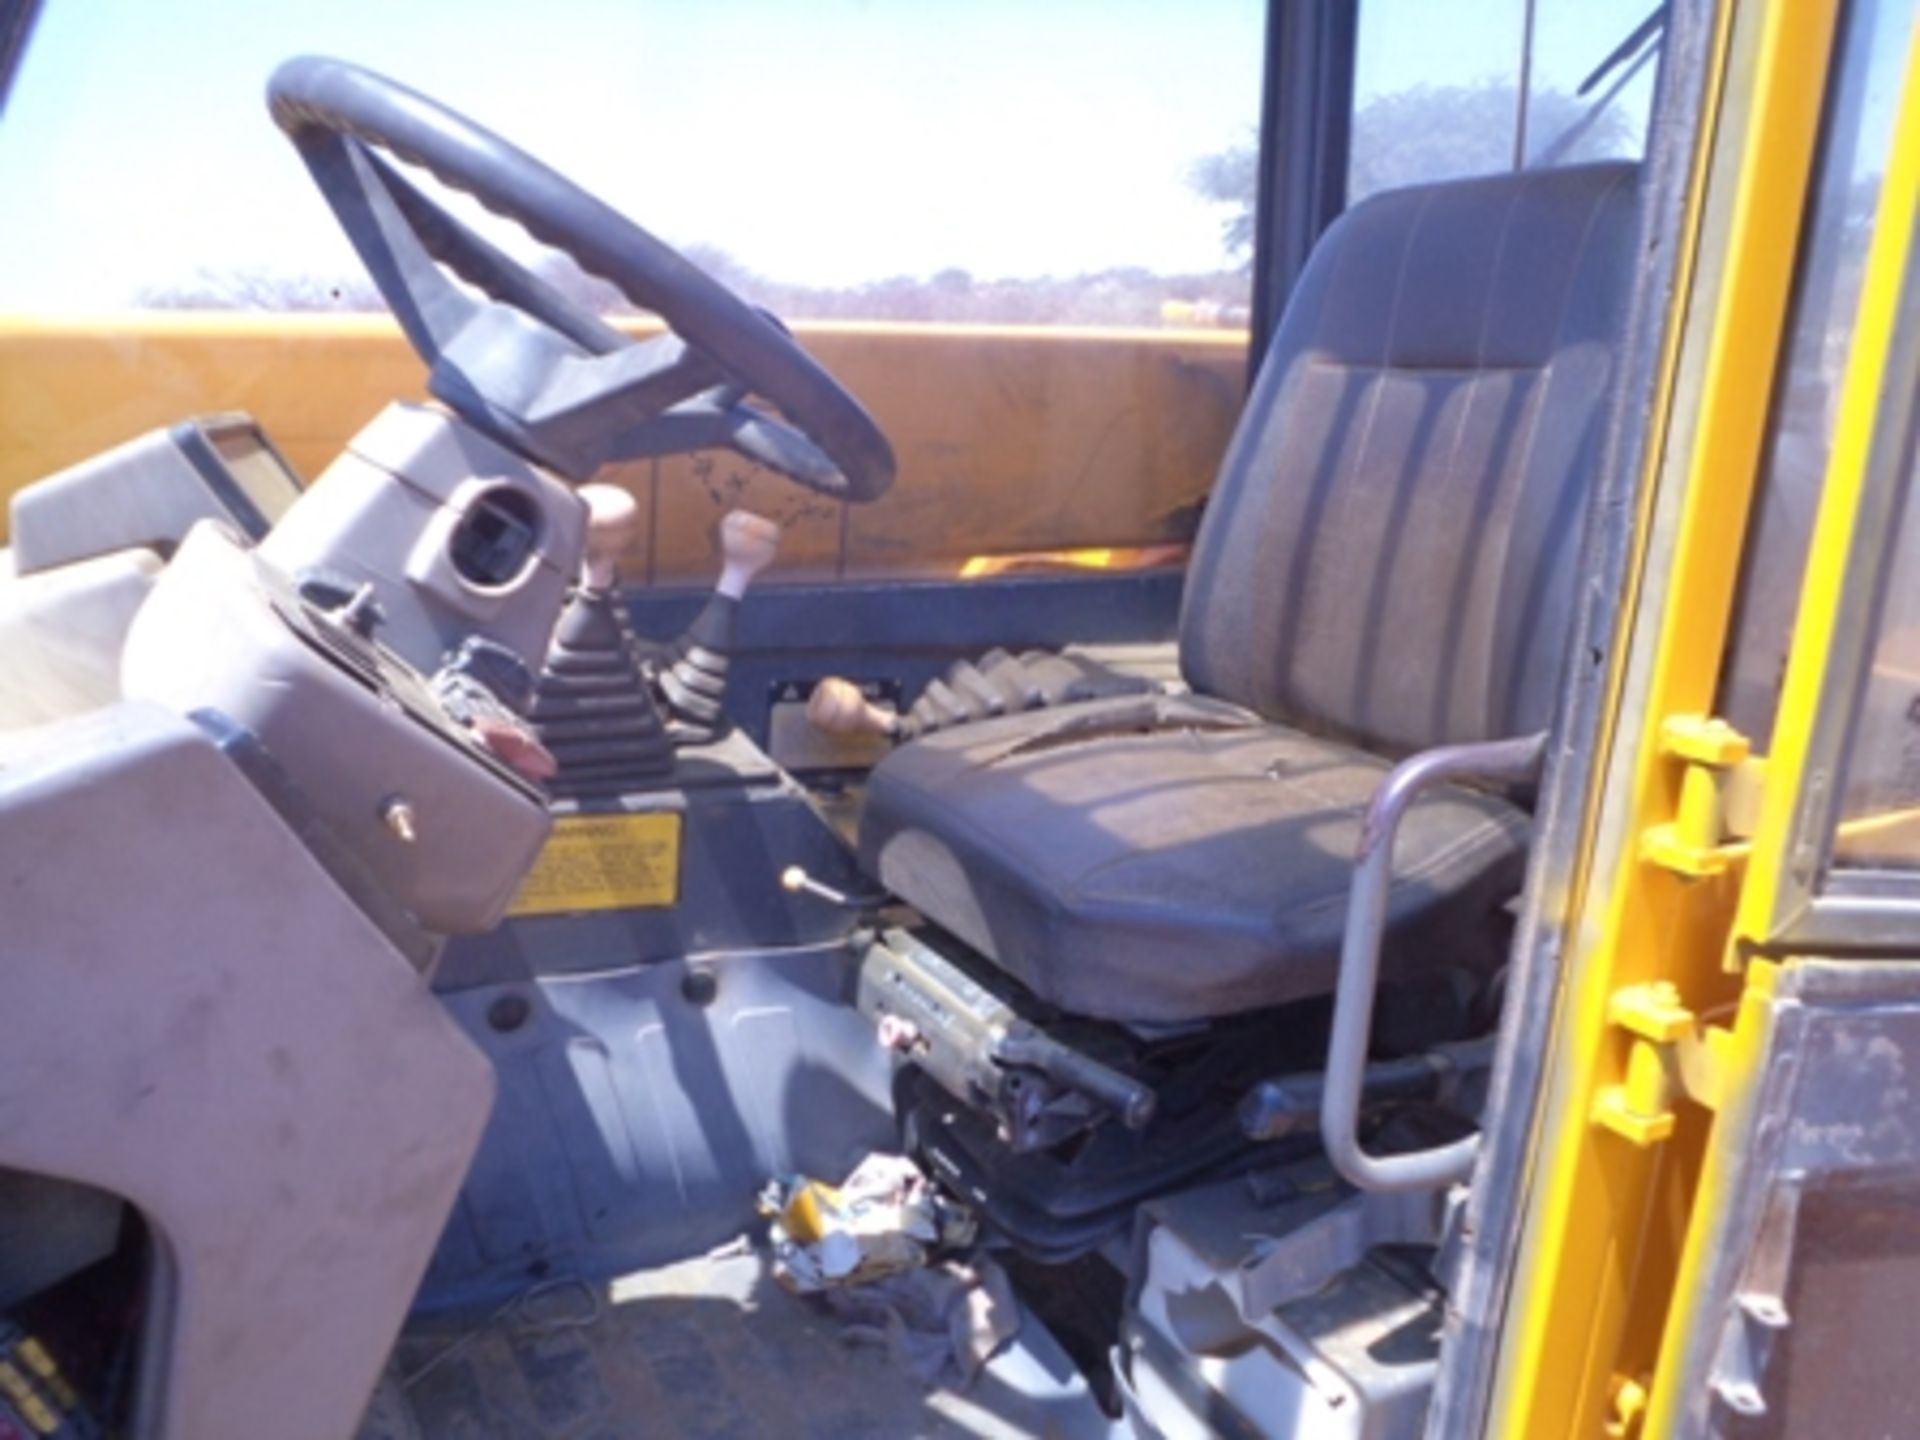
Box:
[359,1250,1069,1440]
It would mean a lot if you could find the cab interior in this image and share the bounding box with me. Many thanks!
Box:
[0,5,1680,1437]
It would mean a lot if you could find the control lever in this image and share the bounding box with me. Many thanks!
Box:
[656,511,780,743]
[297,567,387,641]
[1239,1038,1493,1142]
[807,650,1160,746]
[806,677,903,740]
[582,482,639,589]
[525,484,674,795]
[780,864,889,910]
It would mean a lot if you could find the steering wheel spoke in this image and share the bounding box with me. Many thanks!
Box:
[294,133,482,362]
[270,56,895,501]
[725,407,847,493]
[521,335,733,475]
[368,149,628,356]
[599,388,845,495]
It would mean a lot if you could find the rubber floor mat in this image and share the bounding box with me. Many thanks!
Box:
[359,1249,1102,1439]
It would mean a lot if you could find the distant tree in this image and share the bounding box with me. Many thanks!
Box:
[133,256,1256,327]
[678,244,762,296]
[132,216,1265,326]
[1186,83,1636,265]
[1350,84,1631,200]
[530,251,633,315]
[1189,142,1259,260]
[136,266,382,311]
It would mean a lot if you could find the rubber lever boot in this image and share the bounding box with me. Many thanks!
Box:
[527,483,675,796]
[657,510,780,744]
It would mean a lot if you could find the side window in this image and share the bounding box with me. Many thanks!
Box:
[1349,0,1656,203]
[1719,0,1918,746]
[1833,424,1920,870]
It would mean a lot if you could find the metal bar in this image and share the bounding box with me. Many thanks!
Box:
[1240,1038,1491,1141]
[1250,0,1357,365]
[0,0,42,119]
[1320,732,1546,1193]
[1579,5,1669,97]
[994,1029,1157,1131]
[1512,0,1539,171]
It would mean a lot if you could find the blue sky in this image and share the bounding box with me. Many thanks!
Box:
[0,0,1671,311]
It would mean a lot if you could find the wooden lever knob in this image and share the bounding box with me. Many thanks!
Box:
[579,483,640,588]
[807,676,899,738]
[717,510,781,598]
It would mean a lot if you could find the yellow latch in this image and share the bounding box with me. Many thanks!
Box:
[1640,715,1756,877]
[1604,1373,1651,1439]
[1592,981,1733,1146]
[1607,979,1695,1041]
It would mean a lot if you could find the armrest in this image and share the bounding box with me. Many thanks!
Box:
[1320,732,1548,1192]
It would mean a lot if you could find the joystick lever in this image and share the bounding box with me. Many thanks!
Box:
[525,484,675,796]
[656,510,780,744]
[527,494,782,794]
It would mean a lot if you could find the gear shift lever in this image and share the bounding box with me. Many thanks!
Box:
[525,484,675,795]
[657,511,780,743]
[582,483,639,589]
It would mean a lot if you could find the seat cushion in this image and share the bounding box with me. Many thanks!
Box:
[858,694,1529,1025]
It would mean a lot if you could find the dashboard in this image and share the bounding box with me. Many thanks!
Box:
[10,414,304,575]
[120,521,551,936]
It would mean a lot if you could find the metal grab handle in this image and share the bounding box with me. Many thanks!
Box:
[1321,732,1548,1192]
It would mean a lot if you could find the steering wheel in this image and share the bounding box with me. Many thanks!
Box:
[267,57,894,502]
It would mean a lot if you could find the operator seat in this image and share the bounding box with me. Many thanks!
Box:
[858,162,1641,1025]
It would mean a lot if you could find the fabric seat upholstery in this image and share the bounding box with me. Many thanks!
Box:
[860,162,1641,1024]
[861,693,1527,1022]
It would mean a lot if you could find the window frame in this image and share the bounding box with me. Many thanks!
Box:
[1757,219,1920,952]
[1248,0,1356,361]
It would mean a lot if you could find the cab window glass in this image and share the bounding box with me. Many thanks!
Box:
[1349,0,1655,205]
[1719,0,1918,746]
[0,1,1265,330]
[1831,417,1920,871]
[0,2,1269,588]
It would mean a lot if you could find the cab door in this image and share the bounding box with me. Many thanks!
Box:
[1475,1,1920,1435]
[1640,10,1920,1434]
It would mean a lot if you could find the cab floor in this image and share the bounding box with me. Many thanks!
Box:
[359,1249,1110,1440]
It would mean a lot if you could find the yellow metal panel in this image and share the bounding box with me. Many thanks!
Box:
[651,449,849,583]
[0,314,428,504]
[837,327,1237,577]
[1489,2,1843,1434]
[0,315,1243,583]
[1643,21,1920,1437]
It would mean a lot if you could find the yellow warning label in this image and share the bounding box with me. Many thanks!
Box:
[509,812,681,916]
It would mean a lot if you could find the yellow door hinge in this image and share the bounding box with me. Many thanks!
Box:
[1592,981,1735,1146]
[1639,715,1763,877]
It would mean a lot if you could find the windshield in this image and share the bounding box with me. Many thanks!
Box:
[0,0,1266,327]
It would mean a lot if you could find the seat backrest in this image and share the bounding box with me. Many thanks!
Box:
[1179,162,1641,756]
